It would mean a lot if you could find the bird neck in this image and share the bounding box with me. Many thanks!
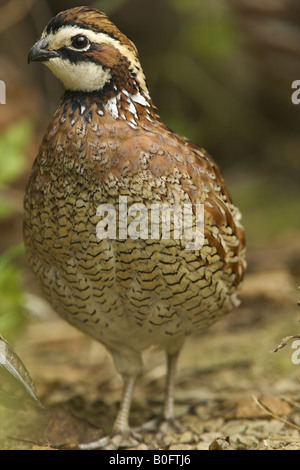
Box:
[62,83,159,129]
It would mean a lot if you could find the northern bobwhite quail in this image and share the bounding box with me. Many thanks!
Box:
[25,6,246,449]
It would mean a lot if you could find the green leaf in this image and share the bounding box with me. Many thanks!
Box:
[0,334,43,408]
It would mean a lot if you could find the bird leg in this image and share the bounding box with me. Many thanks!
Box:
[156,352,185,436]
[112,375,136,432]
[134,351,185,441]
[163,352,178,421]
[78,375,142,450]
[78,352,184,449]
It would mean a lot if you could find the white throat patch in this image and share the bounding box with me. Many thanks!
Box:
[45,58,112,92]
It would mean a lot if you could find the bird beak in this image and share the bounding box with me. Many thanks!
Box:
[28,39,60,64]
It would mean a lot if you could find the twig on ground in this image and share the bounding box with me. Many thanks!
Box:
[252,395,300,432]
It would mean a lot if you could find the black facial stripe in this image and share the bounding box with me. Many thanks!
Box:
[57,43,104,64]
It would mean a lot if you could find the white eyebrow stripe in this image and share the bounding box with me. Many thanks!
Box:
[43,25,149,94]
[45,26,116,49]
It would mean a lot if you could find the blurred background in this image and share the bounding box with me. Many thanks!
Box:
[0,0,299,449]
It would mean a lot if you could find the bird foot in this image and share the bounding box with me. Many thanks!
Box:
[77,429,143,450]
[134,416,186,446]
[157,417,186,437]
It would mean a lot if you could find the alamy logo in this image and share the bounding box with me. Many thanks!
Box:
[291,80,300,105]
[291,340,300,365]
[96,196,204,250]
[0,80,6,104]
[0,339,5,364]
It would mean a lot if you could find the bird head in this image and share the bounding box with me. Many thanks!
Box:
[28,6,148,95]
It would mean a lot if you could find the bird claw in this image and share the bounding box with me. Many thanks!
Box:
[77,429,143,450]
[134,416,186,446]
[157,417,186,436]
[77,418,185,449]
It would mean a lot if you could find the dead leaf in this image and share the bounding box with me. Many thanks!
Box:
[223,395,292,419]
[209,435,231,450]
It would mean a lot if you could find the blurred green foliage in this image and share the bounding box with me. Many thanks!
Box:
[0,244,26,342]
[94,0,127,15]
[169,0,237,61]
[0,119,33,340]
[231,177,300,247]
[0,119,32,219]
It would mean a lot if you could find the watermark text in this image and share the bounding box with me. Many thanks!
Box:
[96,196,204,250]
[291,80,300,105]
[0,80,5,104]
[291,339,300,365]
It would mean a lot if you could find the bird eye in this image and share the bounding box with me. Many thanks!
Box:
[71,35,89,50]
